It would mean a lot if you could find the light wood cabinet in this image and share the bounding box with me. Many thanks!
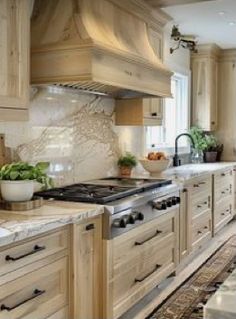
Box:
[184,175,213,253]
[72,216,103,319]
[104,209,179,319]
[0,0,30,121]
[213,168,234,234]
[191,44,220,131]
[0,228,69,319]
[115,97,163,126]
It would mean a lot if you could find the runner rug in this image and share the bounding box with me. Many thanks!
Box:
[148,235,236,319]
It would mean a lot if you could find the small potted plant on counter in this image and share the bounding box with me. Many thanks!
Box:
[203,135,223,163]
[0,162,53,202]
[117,152,137,177]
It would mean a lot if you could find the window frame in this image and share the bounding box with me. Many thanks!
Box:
[145,71,191,155]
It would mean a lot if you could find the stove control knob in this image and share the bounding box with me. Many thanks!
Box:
[171,197,177,205]
[137,212,144,221]
[166,199,172,207]
[152,201,162,210]
[112,216,129,228]
[112,218,125,228]
[174,196,181,204]
[161,201,167,210]
[129,214,136,224]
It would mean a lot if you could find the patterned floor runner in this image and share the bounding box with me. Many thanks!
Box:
[147,235,236,319]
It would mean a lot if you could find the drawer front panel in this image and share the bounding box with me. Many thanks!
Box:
[113,210,177,273]
[215,168,233,186]
[192,211,212,250]
[192,195,211,217]
[189,176,211,198]
[113,235,175,318]
[214,200,233,233]
[0,257,68,319]
[0,229,68,277]
[215,183,233,203]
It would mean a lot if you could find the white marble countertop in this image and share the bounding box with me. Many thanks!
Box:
[0,200,104,247]
[204,268,236,319]
[152,162,236,184]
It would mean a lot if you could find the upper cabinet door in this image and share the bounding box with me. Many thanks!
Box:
[0,0,29,119]
[191,45,219,131]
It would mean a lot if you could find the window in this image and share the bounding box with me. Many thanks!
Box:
[145,73,190,154]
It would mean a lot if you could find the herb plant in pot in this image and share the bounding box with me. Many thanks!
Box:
[0,162,53,202]
[117,153,137,177]
[203,135,219,163]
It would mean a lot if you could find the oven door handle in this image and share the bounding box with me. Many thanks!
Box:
[135,230,162,246]
[135,264,161,283]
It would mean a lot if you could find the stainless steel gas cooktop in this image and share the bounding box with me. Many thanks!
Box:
[36,177,172,204]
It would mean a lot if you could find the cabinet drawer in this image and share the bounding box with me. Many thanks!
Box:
[113,235,176,318]
[0,257,68,319]
[189,176,212,199]
[113,210,177,274]
[214,200,233,234]
[215,182,233,203]
[192,211,212,251]
[214,168,233,185]
[192,195,211,217]
[0,229,68,277]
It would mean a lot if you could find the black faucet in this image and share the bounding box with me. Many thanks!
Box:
[173,133,195,167]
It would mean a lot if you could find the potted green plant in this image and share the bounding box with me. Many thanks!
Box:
[0,162,53,202]
[203,135,221,163]
[117,153,137,177]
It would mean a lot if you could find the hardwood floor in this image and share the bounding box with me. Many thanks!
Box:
[120,219,236,319]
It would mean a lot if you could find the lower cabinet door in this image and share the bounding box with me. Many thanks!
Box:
[0,257,68,319]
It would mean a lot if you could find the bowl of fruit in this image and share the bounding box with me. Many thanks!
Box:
[139,152,171,175]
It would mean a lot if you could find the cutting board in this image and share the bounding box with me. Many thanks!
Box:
[0,134,11,166]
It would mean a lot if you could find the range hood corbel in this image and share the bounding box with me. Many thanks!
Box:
[31,0,173,99]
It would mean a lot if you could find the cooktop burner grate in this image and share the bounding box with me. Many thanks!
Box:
[36,178,172,204]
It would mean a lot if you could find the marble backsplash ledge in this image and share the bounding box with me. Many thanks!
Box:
[0,88,121,186]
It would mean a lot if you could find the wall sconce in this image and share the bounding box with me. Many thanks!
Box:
[170,25,198,54]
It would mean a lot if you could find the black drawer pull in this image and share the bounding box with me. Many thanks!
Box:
[204,226,208,230]
[151,112,157,116]
[135,230,162,246]
[86,223,95,231]
[221,173,226,176]
[1,289,45,312]
[197,205,202,208]
[5,245,46,262]
[194,184,199,188]
[198,230,203,235]
[135,264,161,283]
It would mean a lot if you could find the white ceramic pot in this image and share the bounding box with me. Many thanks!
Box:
[0,180,34,202]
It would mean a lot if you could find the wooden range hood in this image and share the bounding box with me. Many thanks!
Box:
[31,0,173,99]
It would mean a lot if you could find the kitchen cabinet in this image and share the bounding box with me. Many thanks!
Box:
[72,216,103,319]
[185,175,213,252]
[0,0,30,121]
[213,167,234,234]
[191,44,220,131]
[104,208,179,319]
[115,97,163,126]
[0,227,69,319]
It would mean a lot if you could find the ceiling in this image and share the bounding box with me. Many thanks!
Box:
[162,0,236,49]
